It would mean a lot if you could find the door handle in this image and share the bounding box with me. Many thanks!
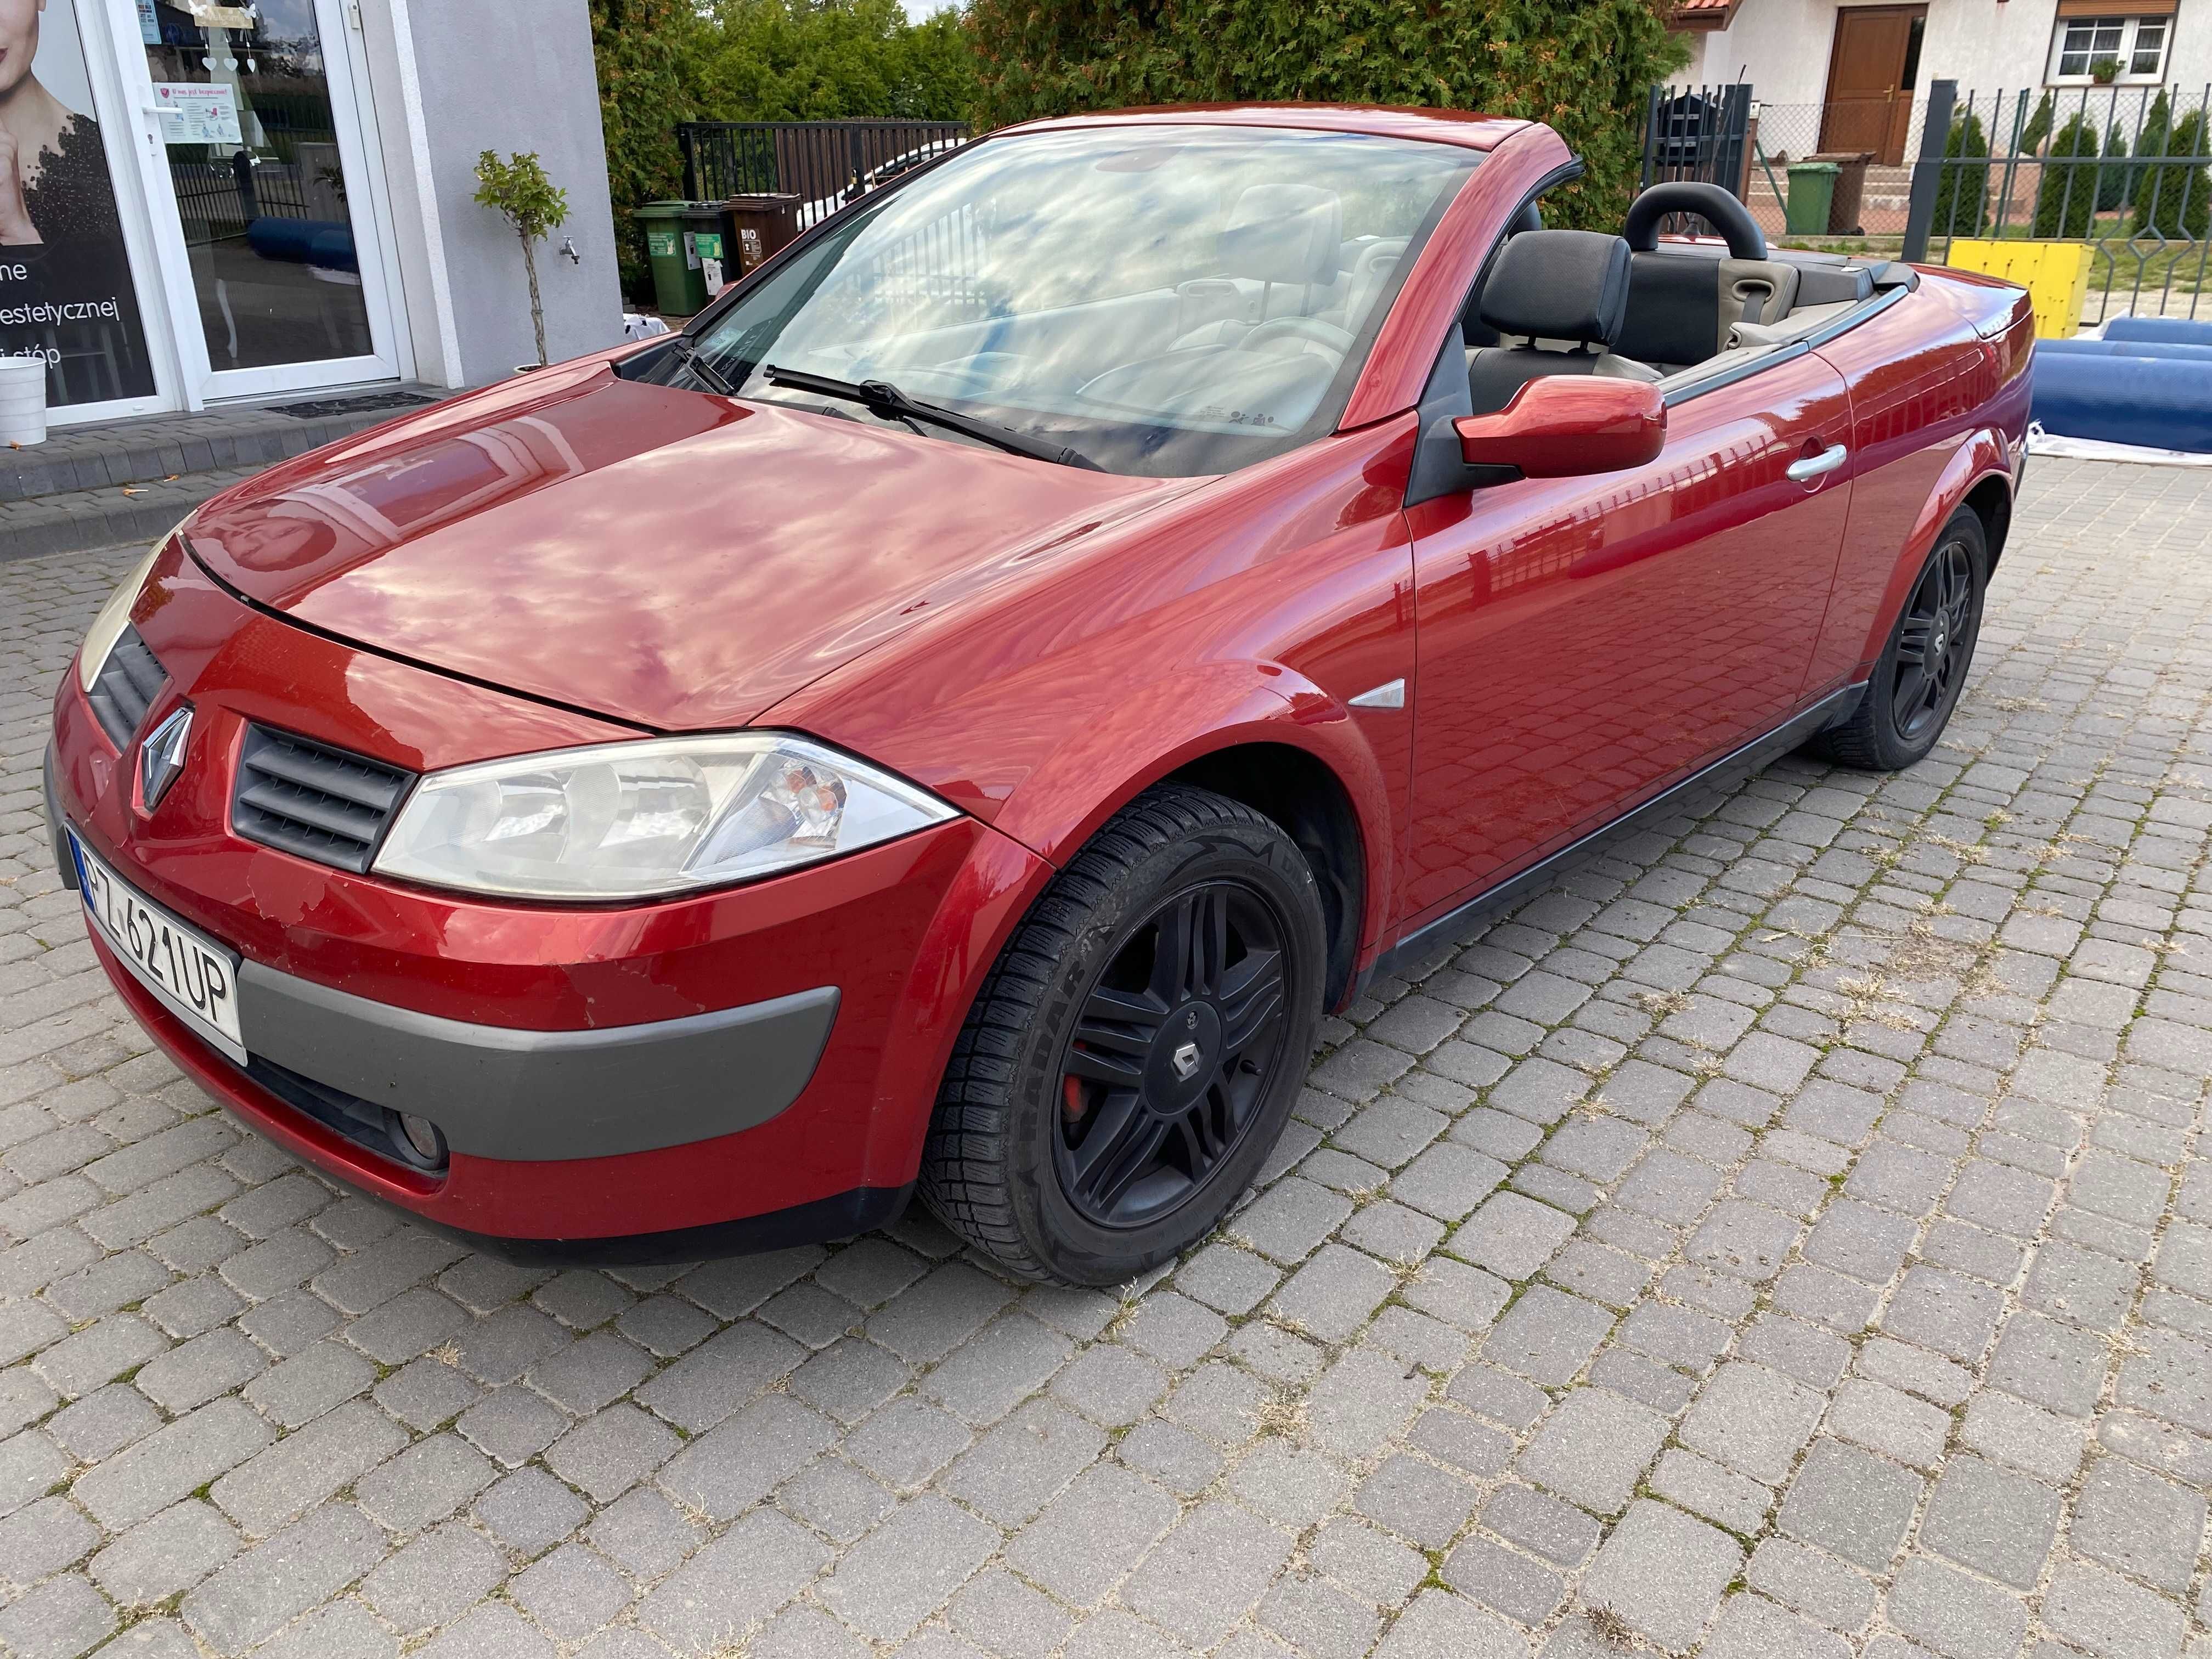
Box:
[1788,444,1849,482]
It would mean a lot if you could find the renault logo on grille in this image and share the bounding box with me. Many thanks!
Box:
[138,707,193,811]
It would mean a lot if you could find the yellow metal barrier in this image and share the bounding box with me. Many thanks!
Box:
[1944,239,2091,338]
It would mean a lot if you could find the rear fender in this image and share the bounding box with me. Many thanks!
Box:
[1857,428,2012,673]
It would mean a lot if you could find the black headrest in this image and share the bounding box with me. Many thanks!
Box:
[1477,230,1633,347]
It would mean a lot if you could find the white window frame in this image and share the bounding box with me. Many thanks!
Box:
[2047,14,2175,86]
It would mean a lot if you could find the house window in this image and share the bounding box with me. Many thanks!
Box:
[2049,15,2174,83]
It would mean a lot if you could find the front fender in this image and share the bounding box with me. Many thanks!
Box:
[1855,426,2012,674]
[988,658,1400,957]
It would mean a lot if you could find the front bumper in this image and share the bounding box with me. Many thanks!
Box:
[49,554,1054,1249]
[239,959,838,1164]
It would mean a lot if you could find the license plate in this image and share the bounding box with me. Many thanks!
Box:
[72,834,245,1060]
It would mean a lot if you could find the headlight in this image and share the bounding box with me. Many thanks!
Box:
[371,733,958,899]
[76,538,169,693]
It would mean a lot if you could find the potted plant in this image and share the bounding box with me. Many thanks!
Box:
[2090,55,2123,84]
[473,150,572,368]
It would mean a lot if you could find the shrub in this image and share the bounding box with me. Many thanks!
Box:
[2134,108,2212,239]
[1932,110,1989,238]
[689,0,976,122]
[961,0,1690,230]
[2098,120,2132,212]
[2016,89,2055,156]
[2035,113,2102,236]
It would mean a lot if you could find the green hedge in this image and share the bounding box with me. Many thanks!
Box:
[591,0,978,301]
[592,0,702,300]
[960,0,1689,230]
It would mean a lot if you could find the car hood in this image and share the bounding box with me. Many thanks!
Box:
[186,358,1188,732]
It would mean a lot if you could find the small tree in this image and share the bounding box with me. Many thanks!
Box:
[1932,110,1990,238]
[2016,89,2055,156]
[2035,113,2101,236]
[2098,120,2133,211]
[2135,108,2212,239]
[475,150,573,366]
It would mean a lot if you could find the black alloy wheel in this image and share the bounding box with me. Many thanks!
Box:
[1056,879,1291,1228]
[1807,506,1988,772]
[1891,533,1974,744]
[919,784,1327,1284]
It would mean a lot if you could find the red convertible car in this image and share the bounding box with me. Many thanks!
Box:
[48,106,2032,1284]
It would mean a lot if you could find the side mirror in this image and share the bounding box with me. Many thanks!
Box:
[1454,376,1667,479]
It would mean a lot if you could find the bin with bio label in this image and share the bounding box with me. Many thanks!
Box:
[719,194,803,279]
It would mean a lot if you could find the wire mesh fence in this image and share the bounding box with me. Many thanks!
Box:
[1740,100,1928,242]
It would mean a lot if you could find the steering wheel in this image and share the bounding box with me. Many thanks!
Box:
[1622,182,1768,260]
[1240,317,1356,357]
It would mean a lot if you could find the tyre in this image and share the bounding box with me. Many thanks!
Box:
[1809,507,1988,771]
[919,784,1328,1285]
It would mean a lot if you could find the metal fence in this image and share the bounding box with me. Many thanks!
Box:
[1641,84,1753,199]
[1907,81,2212,325]
[677,120,970,210]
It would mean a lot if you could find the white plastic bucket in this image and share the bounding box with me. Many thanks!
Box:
[0,357,48,447]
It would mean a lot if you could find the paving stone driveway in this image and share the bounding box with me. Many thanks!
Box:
[5,458,2212,1659]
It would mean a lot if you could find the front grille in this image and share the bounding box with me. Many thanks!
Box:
[232,724,414,874]
[86,627,167,749]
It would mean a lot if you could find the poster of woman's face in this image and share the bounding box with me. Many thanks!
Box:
[0,0,157,404]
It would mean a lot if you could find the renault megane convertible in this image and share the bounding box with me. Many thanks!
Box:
[48,105,2033,1283]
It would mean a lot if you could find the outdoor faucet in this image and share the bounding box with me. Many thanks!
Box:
[560,237,580,266]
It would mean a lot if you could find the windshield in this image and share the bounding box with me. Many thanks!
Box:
[643,125,1480,477]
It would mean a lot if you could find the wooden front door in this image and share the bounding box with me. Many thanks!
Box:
[1820,5,1928,165]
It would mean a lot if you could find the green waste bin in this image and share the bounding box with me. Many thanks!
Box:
[681,202,731,299]
[633,201,720,317]
[1785,162,1839,237]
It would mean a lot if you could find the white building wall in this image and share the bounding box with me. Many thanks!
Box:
[355,0,626,389]
[1685,0,2212,114]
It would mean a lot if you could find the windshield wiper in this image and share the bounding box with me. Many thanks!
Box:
[762,365,1102,471]
[668,336,735,396]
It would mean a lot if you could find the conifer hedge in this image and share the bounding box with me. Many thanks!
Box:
[960,0,1690,228]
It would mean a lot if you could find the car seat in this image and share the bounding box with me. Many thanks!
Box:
[1464,229,1661,414]
[1612,183,1802,373]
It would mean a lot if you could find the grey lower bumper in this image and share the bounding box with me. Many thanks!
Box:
[236,963,838,1163]
[45,743,77,891]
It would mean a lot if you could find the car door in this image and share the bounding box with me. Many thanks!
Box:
[1397,336,1855,928]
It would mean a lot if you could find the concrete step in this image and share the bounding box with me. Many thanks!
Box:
[0,466,267,563]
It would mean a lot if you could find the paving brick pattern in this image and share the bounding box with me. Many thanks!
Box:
[3,458,2212,1657]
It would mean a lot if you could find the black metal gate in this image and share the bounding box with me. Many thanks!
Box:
[677,120,970,208]
[1641,84,1754,199]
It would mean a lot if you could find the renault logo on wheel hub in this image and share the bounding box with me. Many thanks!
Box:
[1170,1041,1202,1081]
